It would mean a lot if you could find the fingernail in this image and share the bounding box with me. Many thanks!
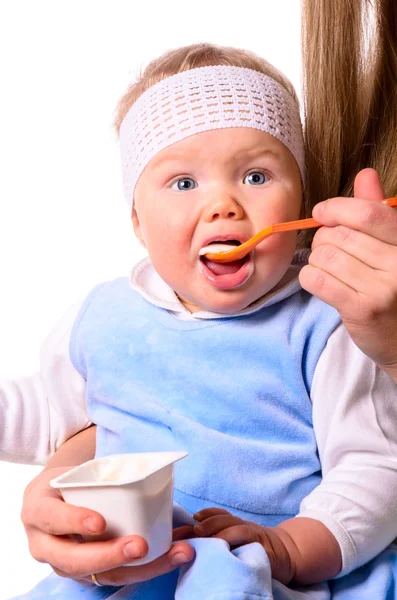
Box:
[171,552,190,566]
[83,517,98,533]
[124,541,140,558]
[314,200,326,215]
[193,513,203,523]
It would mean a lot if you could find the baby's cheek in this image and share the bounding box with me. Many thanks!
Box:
[257,231,297,261]
[148,250,192,292]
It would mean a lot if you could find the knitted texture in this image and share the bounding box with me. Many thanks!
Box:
[119,66,305,208]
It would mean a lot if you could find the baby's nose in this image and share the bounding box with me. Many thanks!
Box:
[204,196,244,222]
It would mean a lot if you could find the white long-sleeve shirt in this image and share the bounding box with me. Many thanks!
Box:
[1,257,397,575]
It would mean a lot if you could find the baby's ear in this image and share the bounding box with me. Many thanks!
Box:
[132,207,147,248]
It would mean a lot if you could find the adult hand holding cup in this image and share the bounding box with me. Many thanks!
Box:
[22,454,194,587]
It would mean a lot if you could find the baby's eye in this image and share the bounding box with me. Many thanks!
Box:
[243,172,269,186]
[171,177,197,191]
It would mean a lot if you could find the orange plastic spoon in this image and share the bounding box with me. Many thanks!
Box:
[204,197,397,263]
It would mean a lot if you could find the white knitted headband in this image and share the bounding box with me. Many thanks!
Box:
[119,65,305,209]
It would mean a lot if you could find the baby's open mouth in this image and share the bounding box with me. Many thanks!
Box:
[199,240,248,275]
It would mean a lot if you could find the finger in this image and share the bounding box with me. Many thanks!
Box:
[353,168,385,201]
[173,525,195,540]
[299,264,362,319]
[81,542,195,586]
[193,508,231,522]
[298,263,396,326]
[22,494,106,537]
[194,515,242,537]
[312,199,397,245]
[312,225,397,274]
[308,243,385,295]
[30,531,148,577]
[213,525,262,547]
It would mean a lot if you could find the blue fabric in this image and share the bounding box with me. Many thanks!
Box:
[12,278,397,598]
[11,535,397,599]
[69,278,339,525]
[330,545,397,599]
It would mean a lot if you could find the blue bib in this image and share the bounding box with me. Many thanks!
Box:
[70,278,340,526]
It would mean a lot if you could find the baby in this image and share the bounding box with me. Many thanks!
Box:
[8,43,397,599]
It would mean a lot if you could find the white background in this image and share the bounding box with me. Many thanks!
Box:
[0,1,301,597]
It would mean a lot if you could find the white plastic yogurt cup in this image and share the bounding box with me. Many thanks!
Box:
[50,451,188,565]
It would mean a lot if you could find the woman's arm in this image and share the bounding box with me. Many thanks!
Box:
[45,424,96,469]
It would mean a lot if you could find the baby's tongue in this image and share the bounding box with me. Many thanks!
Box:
[202,257,245,275]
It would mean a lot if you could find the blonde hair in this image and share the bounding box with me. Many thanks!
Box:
[301,0,397,245]
[114,43,300,133]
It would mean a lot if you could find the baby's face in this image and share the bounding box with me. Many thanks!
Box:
[133,128,302,314]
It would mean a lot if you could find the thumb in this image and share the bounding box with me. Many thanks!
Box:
[353,168,385,201]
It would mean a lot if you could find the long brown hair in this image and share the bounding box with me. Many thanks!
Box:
[301,0,397,244]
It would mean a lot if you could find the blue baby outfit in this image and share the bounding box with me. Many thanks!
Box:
[13,278,397,600]
[70,278,336,525]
